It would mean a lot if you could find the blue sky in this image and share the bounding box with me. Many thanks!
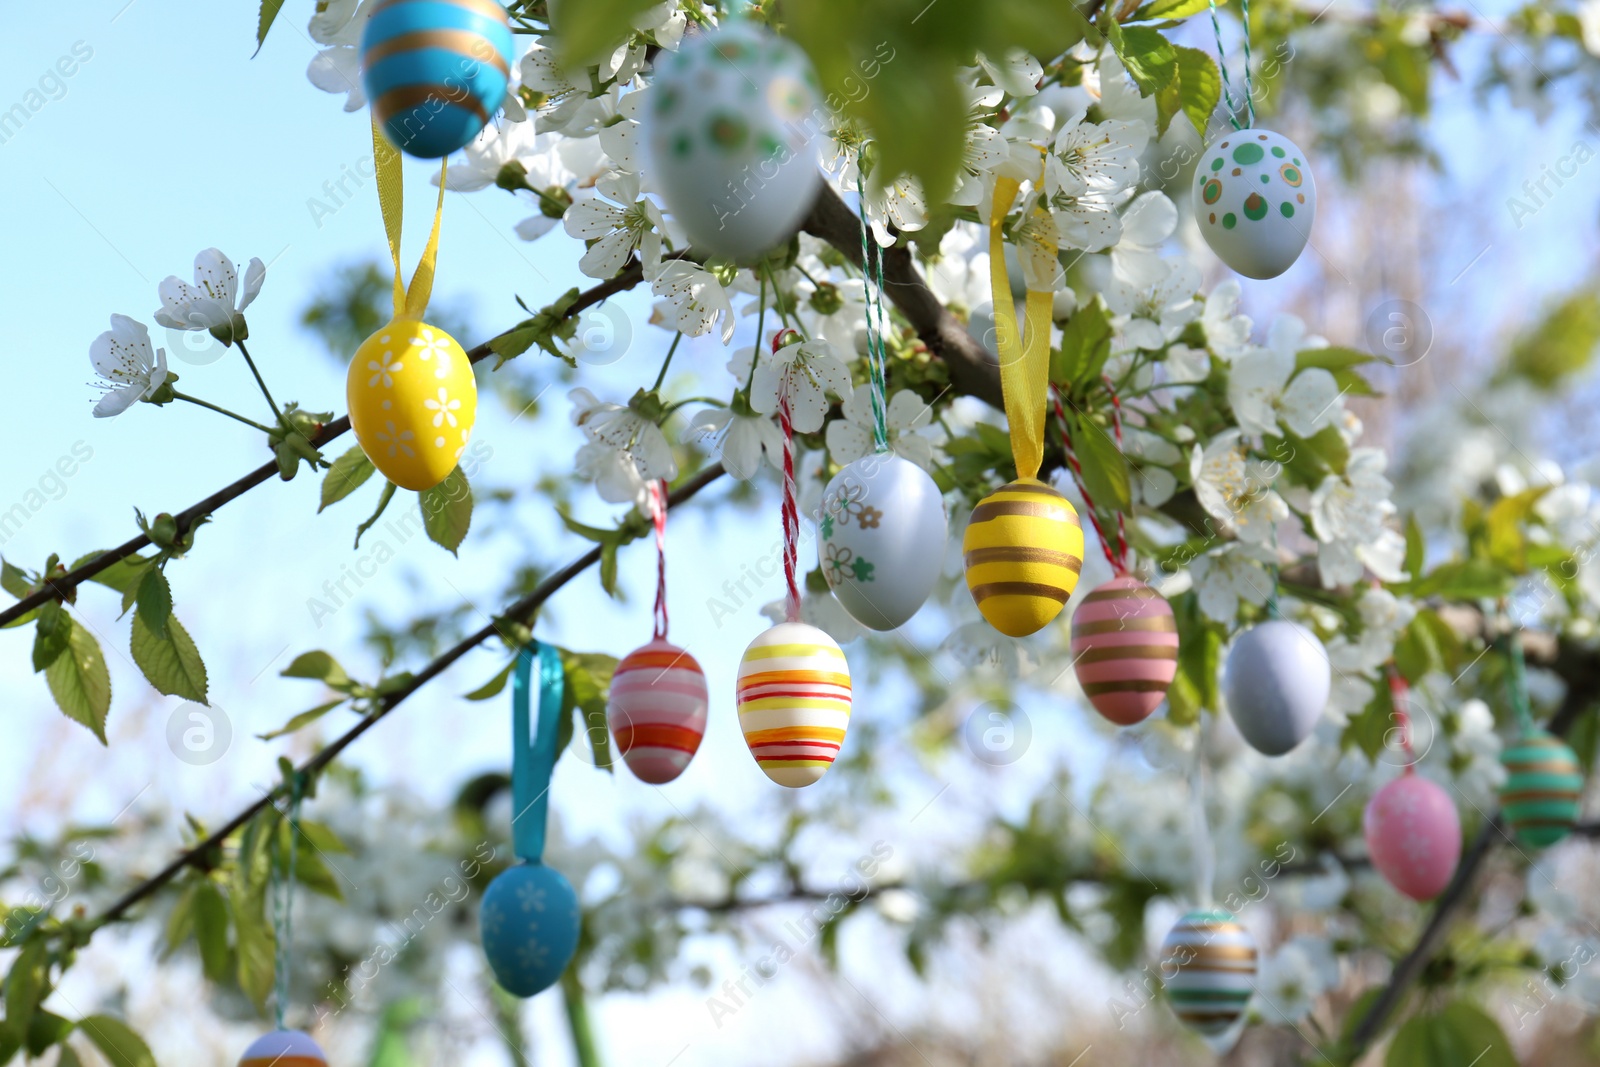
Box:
[3,1,1600,1063]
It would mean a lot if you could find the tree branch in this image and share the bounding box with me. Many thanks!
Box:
[0,263,646,630]
[1342,676,1598,1058]
[95,460,722,928]
[801,184,1003,411]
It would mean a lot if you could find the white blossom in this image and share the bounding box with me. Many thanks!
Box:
[564,170,664,279]
[1104,258,1201,350]
[569,388,676,507]
[826,386,939,471]
[1190,429,1289,544]
[88,315,169,418]
[650,261,734,342]
[749,338,852,434]
[153,248,265,339]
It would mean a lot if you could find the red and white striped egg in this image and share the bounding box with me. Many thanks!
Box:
[1069,576,1179,726]
[238,1031,327,1067]
[607,640,708,785]
[737,622,852,788]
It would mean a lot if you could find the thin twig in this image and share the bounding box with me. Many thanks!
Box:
[0,262,646,628]
[95,462,724,928]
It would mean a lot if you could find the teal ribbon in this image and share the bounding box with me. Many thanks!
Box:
[511,643,566,863]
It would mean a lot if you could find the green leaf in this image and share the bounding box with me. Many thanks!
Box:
[32,601,70,672]
[1050,298,1114,390]
[0,559,31,599]
[560,649,619,773]
[6,937,48,1047]
[319,445,377,512]
[77,552,151,595]
[256,699,346,741]
[1297,345,1380,396]
[278,818,346,902]
[57,1044,83,1067]
[1505,289,1600,388]
[1403,513,1424,578]
[45,619,111,743]
[1108,24,1177,95]
[1166,593,1221,725]
[1174,46,1221,137]
[161,881,196,958]
[280,650,352,689]
[420,466,473,555]
[1386,1001,1516,1067]
[1414,558,1515,601]
[1069,412,1132,512]
[130,611,208,703]
[464,659,516,701]
[24,1010,73,1057]
[255,0,287,52]
[78,1016,155,1067]
[192,881,231,984]
[552,0,657,66]
[296,819,352,856]
[1341,678,1393,760]
[134,567,172,640]
[1130,0,1212,20]
[229,867,276,1012]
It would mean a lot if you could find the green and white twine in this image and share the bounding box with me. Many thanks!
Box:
[1507,630,1536,735]
[271,775,305,1031]
[1207,0,1256,130]
[854,167,891,454]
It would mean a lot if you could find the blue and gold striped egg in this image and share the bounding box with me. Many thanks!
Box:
[1500,731,1584,848]
[1160,910,1258,1036]
[361,0,513,158]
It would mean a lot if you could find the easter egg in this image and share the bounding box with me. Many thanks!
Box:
[737,622,851,788]
[608,640,708,785]
[238,1031,326,1067]
[1192,129,1316,279]
[1160,910,1257,1036]
[1363,775,1461,901]
[480,861,581,997]
[1222,620,1330,756]
[361,0,514,158]
[347,318,478,492]
[1070,576,1178,726]
[819,454,948,631]
[1500,731,1584,848]
[643,22,823,261]
[962,479,1084,638]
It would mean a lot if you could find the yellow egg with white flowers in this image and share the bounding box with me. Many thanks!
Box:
[347,319,477,491]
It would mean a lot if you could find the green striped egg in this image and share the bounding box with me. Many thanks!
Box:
[1500,731,1584,848]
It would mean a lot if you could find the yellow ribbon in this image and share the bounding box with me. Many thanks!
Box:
[988,174,1057,482]
[372,121,449,321]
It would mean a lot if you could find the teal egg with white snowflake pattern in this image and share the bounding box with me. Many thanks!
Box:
[480,862,580,997]
[819,453,947,630]
[643,22,823,261]
[1192,128,1316,279]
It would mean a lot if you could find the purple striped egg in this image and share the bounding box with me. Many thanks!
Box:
[607,640,708,785]
[1070,577,1179,726]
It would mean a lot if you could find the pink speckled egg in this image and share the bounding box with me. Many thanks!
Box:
[1363,775,1461,901]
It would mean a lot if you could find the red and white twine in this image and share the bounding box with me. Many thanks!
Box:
[773,330,802,623]
[1052,377,1130,575]
[646,479,670,640]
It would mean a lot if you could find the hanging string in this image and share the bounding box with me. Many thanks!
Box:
[1506,631,1535,736]
[1265,564,1282,619]
[1387,668,1417,772]
[1050,385,1129,574]
[776,332,802,622]
[1101,375,1130,569]
[854,167,891,453]
[1206,0,1256,131]
[271,774,305,1031]
[647,479,670,640]
[1190,714,1215,907]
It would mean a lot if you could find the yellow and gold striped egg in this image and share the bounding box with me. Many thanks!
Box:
[737,622,852,788]
[347,318,478,492]
[1160,910,1258,1036]
[962,479,1083,637]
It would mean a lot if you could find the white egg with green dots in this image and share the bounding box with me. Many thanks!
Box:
[1192,129,1316,279]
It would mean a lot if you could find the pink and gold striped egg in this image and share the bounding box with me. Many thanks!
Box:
[607,640,708,785]
[737,622,852,788]
[238,1031,327,1067]
[1070,576,1179,726]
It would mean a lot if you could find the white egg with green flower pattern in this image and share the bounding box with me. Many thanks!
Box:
[1192,129,1316,280]
[643,23,823,262]
[819,453,947,631]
